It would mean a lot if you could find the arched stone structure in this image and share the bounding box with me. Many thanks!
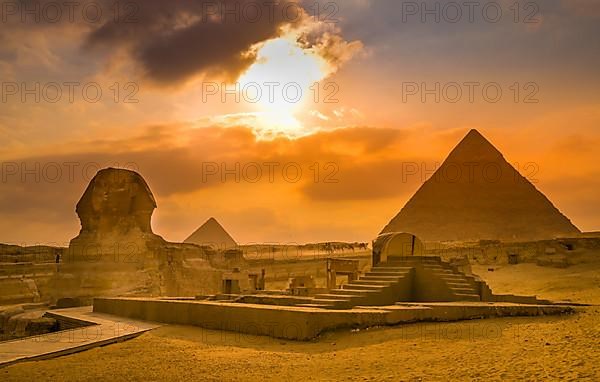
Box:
[372,232,424,265]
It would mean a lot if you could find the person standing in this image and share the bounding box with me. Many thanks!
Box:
[55,251,61,273]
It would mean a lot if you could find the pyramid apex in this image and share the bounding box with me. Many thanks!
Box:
[203,217,224,229]
[445,129,499,163]
[463,129,487,142]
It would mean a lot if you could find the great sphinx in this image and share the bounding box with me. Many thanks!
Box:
[56,168,220,301]
[68,167,166,261]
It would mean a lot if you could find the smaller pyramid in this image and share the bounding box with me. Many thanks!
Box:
[184,218,237,250]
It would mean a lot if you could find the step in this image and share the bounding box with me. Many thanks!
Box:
[463,277,479,284]
[309,300,350,309]
[350,280,394,286]
[444,279,469,285]
[433,271,457,277]
[369,268,413,273]
[431,269,454,274]
[442,275,467,280]
[360,275,405,281]
[371,266,414,272]
[313,299,354,309]
[364,272,409,278]
[425,267,459,275]
[312,298,351,304]
[314,294,359,300]
[330,289,379,296]
[373,264,414,268]
[342,284,385,291]
[446,282,473,288]
[385,262,439,267]
[453,293,481,301]
[296,303,332,309]
[450,287,478,293]
[442,277,471,286]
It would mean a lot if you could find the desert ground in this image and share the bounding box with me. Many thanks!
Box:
[3,260,598,381]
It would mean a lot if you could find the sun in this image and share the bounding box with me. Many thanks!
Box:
[237,31,331,135]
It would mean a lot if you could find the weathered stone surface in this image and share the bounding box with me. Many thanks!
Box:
[373,232,425,265]
[0,278,40,306]
[0,245,62,263]
[78,168,156,234]
[24,316,57,336]
[69,168,166,259]
[0,306,25,333]
[56,297,87,309]
[57,168,222,301]
[0,309,57,339]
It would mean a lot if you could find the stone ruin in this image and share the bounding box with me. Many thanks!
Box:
[0,167,255,341]
[91,232,575,342]
[297,232,557,309]
[1,164,586,342]
[0,168,231,340]
[50,168,223,303]
[69,168,166,258]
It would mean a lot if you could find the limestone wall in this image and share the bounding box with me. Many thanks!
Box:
[426,237,600,266]
[93,297,390,341]
[0,279,40,305]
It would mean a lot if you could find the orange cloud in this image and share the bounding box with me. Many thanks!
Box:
[1,119,599,245]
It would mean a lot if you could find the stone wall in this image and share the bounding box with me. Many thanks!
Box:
[426,237,600,266]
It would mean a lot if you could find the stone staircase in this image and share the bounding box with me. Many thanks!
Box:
[381,256,482,302]
[294,255,557,310]
[297,264,415,309]
[419,260,481,301]
[297,256,495,310]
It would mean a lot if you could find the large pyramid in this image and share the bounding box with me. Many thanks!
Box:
[184,218,237,249]
[381,130,580,242]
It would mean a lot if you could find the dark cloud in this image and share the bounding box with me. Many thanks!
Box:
[84,0,308,84]
[1,1,360,84]
[561,0,600,17]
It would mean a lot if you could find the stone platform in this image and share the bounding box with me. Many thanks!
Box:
[0,306,161,367]
[302,255,556,309]
[93,297,574,341]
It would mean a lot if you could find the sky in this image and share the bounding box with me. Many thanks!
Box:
[0,0,599,245]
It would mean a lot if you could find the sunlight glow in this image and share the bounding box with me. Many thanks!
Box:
[237,31,332,137]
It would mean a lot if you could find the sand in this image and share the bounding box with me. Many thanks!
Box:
[472,263,600,305]
[3,261,599,381]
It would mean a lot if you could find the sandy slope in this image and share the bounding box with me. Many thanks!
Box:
[3,262,599,381]
[473,263,600,305]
